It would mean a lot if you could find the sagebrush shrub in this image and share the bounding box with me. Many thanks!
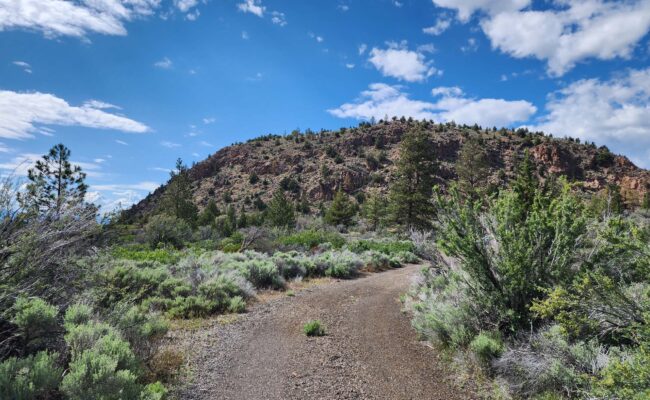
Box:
[10,297,59,352]
[469,332,503,365]
[143,214,192,249]
[0,351,62,400]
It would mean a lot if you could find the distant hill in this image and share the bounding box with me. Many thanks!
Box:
[123,119,650,221]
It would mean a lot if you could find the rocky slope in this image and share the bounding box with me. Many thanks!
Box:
[124,119,650,220]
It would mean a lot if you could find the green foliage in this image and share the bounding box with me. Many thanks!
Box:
[19,143,87,214]
[303,320,326,336]
[266,189,295,228]
[241,259,285,289]
[111,245,182,264]
[324,190,357,227]
[362,192,388,230]
[227,296,246,313]
[158,158,198,225]
[470,333,503,364]
[278,229,345,249]
[389,130,437,230]
[314,250,363,278]
[455,138,490,198]
[592,336,650,399]
[64,303,93,329]
[347,239,415,255]
[197,199,220,227]
[144,214,192,249]
[11,297,58,352]
[0,351,62,400]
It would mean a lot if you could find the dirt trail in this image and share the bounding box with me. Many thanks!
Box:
[175,265,474,400]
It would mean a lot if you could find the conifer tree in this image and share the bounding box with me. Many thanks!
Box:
[362,192,388,230]
[20,143,87,215]
[389,130,437,230]
[160,159,198,225]
[324,189,356,226]
[266,189,295,228]
[197,199,219,226]
[455,137,490,198]
[513,150,538,207]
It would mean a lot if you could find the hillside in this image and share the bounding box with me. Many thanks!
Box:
[124,119,650,220]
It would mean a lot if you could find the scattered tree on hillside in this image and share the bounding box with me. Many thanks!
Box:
[159,159,198,225]
[324,189,356,227]
[19,143,88,215]
[266,189,295,228]
[513,150,538,207]
[389,130,437,230]
[456,138,490,198]
[197,199,220,226]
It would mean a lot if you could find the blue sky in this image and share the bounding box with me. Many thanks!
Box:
[1,0,650,210]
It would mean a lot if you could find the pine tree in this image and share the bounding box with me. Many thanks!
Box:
[266,189,295,228]
[160,158,198,225]
[324,189,356,226]
[642,192,650,210]
[389,130,437,230]
[513,150,538,207]
[362,192,388,230]
[197,199,220,226]
[20,143,87,215]
[456,137,490,198]
[237,205,248,228]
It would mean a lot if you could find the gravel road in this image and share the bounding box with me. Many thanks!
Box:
[174,264,474,400]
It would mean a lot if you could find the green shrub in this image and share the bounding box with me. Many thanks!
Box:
[11,297,58,351]
[166,296,217,319]
[394,251,419,264]
[303,320,326,336]
[272,251,312,279]
[144,214,192,249]
[592,343,650,399]
[64,303,93,329]
[111,246,181,264]
[278,229,346,249]
[241,259,285,289]
[470,332,504,364]
[347,240,415,255]
[364,250,392,271]
[0,351,62,400]
[228,296,246,313]
[314,250,363,278]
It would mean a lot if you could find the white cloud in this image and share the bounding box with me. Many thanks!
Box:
[0,0,160,38]
[149,166,171,173]
[431,0,530,22]
[328,83,536,127]
[528,67,650,167]
[94,158,106,163]
[242,30,249,39]
[154,57,172,69]
[89,181,161,211]
[161,141,181,148]
[93,181,159,192]
[346,63,355,69]
[270,11,287,26]
[461,37,478,53]
[434,0,650,76]
[358,43,368,55]
[12,60,32,73]
[115,139,128,145]
[368,42,439,82]
[174,0,198,13]
[0,142,11,153]
[238,0,265,17]
[393,1,403,8]
[0,90,149,140]
[338,4,350,12]
[423,18,451,35]
[203,117,216,124]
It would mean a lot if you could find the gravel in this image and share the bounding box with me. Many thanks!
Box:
[173,264,476,400]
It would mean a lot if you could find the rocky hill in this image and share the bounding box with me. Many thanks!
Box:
[124,119,650,220]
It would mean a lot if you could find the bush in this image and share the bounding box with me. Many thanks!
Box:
[64,303,93,329]
[314,250,363,278]
[150,349,184,383]
[347,240,415,256]
[242,259,285,289]
[303,320,326,336]
[144,214,192,249]
[11,297,59,352]
[228,296,246,313]
[364,250,392,271]
[0,351,62,400]
[278,229,346,249]
[111,245,181,264]
[272,251,312,279]
[470,332,503,364]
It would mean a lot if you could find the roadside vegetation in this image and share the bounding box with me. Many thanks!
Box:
[2,121,648,399]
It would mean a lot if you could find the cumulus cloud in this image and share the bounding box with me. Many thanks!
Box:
[528,67,650,166]
[160,141,181,148]
[328,83,536,127]
[368,42,440,82]
[0,0,160,38]
[433,0,650,76]
[270,11,287,26]
[0,90,149,140]
[0,152,103,177]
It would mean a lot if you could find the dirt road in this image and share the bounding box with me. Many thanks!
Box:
[175,264,473,400]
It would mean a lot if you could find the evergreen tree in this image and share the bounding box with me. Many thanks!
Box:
[456,138,490,198]
[266,189,295,228]
[362,192,388,230]
[513,150,538,207]
[197,199,219,226]
[642,192,650,210]
[160,159,198,225]
[389,130,437,230]
[237,205,248,228]
[20,143,87,214]
[297,192,310,214]
[324,189,356,226]
[226,204,237,228]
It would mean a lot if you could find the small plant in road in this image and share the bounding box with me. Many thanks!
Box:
[303,320,326,336]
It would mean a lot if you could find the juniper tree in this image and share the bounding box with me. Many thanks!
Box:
[266,189,295,228]
[389,130,437,230]
[455,138,490,198]
[159,159,198,225]
[197,199,220,227]
[19,143,87,215]
[362,192,388,231]
[324,189,356,227]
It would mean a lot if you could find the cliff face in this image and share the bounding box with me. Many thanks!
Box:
[125,120,650,220]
